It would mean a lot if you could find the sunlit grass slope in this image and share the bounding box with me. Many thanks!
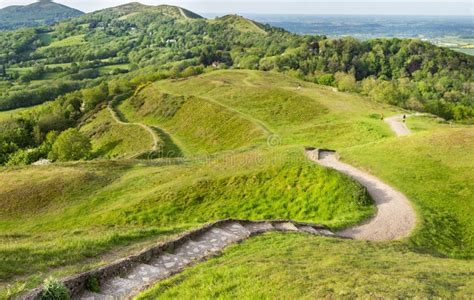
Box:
[118,85,269,154]
[138,233,474,299]
[155,70,395,148]
[342,128,474,258]
[0,148,372,296]
[79,108,153,159]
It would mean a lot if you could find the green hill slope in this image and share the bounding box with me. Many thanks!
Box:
[211,15,267,34]
[0,148,373,297]
[0,0,83,30]
[118,84,269,154]
[79,108,154,159]
[156,70,394,148]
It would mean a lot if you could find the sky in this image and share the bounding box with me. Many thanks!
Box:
[0,0,472,15]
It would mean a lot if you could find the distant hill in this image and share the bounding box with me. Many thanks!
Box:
[0,0,83,30]
[91,2,203,20]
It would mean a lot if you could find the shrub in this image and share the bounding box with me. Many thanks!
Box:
[317,74,335,86]
[49,128,92,162]
[40,277,70,300]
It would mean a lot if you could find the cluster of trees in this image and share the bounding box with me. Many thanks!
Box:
[0,64,177,166]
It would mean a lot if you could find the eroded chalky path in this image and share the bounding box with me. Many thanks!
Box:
[77,221,334,300]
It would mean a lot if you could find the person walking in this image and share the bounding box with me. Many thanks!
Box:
[403,114,406,123]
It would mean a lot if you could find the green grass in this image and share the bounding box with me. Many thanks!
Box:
[155,70,396,148]
[342,128,474,258]
[39,34,86,50]
[211,15,267,34]
[138,233,474,299]
[118,85,269,154]
[98,64,130,75]
[0,147,372,296]
[0,107,31,121]
[79,108,153,159]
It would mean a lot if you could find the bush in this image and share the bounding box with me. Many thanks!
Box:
[317,74,335,86]
[49,128,92,162]
[40,277,70,300]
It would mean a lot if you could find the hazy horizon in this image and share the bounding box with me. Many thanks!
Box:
[0,0,472,16]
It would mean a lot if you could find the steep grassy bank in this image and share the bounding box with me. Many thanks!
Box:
[79,108,153,159]
[138,233,474,299]
[118,86,269,154]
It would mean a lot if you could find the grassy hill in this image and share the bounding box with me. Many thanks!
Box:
[211,15,267,34]
[0,0,83,30]
[118,84,269,154]
[0,70,472,298]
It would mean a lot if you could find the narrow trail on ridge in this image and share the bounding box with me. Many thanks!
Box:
[107,104,160,153]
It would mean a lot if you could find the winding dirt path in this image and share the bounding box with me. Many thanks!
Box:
[107,105,159,152]
[307,150,416,241]
[385,114,411,136]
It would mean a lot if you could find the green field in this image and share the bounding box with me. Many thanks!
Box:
[0,107,31,121]
[39,34,86,50]
[1,70,472,298]
[342,128,474,258]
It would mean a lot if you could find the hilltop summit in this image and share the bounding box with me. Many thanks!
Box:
[0,0,84,30]
[92,2,203,20]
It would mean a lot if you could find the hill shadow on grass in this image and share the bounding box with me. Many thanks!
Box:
[152,126,183,158]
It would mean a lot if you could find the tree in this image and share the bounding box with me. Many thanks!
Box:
[49,128,91,161]
[335,72,357,92]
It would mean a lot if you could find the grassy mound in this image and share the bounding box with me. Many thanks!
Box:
[156,70,394,148]
[79,108,154,159]
[342,128,474,258]
[138,233,474,299]
[118,85,269,154]
[212,15,267,34]
[0,148,372,295]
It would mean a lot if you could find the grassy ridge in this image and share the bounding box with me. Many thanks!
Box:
[156,70,395,148]
[118,85,269,154]
[138,233,474,299]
